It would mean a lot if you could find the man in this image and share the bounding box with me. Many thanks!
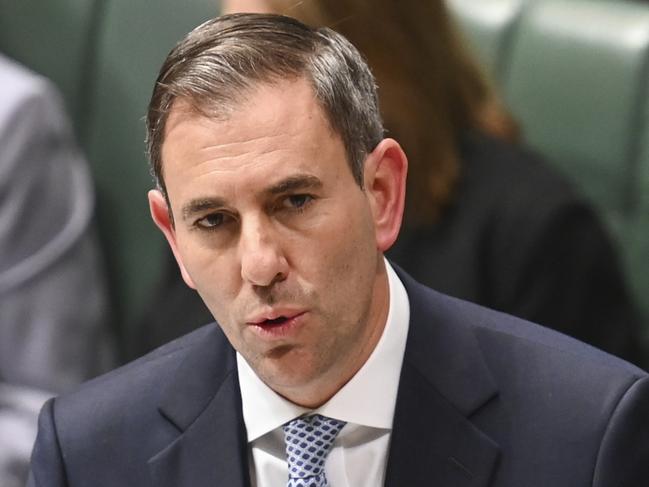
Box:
[28,13,649,487]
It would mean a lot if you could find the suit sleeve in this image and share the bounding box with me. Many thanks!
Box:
[28,398,68,487]
[592,376,649,486]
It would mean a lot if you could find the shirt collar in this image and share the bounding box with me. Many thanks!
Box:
[238,259,410,442]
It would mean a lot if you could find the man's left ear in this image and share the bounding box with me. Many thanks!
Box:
[364,138,408,252]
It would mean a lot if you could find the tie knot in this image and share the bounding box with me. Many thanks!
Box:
[283,414,346,485]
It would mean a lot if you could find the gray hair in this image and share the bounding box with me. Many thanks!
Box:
[145,13,384,196]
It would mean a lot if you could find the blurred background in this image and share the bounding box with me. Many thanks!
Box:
[2,0,649,483]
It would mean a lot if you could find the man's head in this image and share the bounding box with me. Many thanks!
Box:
[146,13,384,200]
[147,14,407,407]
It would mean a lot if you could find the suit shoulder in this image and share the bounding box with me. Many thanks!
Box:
[54,324,225,416]
[404,271,646,380]
[34,324,235,482]
[472,294,640,377]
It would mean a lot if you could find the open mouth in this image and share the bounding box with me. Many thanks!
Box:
[248,311,307,337]
[262,316,290,326]
[246,308,308,340]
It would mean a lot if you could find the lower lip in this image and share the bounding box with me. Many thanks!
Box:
[249,312,307,339]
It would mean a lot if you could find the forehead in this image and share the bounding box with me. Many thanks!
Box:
[163,76,329,150]
[160,77,347,199]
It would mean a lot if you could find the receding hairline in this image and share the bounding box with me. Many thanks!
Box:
[163,71,310,123]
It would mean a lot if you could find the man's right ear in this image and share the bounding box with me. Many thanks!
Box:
[148,189,197,289]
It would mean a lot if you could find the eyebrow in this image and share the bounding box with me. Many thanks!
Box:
[181,198,227,222]
[180,174,323,222]
[266,174,323,195]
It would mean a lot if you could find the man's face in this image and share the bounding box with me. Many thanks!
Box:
[150,78,404,406]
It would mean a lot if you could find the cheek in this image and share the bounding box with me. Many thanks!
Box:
[309,203,378,306]
[176,237,240,308]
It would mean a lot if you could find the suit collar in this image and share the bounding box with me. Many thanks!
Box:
[385,268,500,486]
[148,325,250,487]
[397,268,498,415]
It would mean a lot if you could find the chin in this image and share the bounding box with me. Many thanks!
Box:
[258,356,323,387]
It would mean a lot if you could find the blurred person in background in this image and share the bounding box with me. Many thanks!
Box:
[0,54,114,487]
[135,0,645,368]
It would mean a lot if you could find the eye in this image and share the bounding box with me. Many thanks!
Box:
[282,194,314,211]
[195,212,230,230]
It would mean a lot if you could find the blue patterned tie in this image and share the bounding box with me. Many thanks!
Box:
[282,414,346,487]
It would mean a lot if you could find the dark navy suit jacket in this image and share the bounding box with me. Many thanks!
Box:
[28,271,649,486]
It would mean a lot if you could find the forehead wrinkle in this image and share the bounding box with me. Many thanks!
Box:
[191,136,315,177]
[196,127,307,155]
[197,143,296,160]
[188,149,293,179]
[192,124,306,158]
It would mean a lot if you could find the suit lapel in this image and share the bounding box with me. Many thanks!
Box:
[148,326,250,487]
[385,270,501,486]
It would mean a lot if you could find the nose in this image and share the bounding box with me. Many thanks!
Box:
[239,216,289,287]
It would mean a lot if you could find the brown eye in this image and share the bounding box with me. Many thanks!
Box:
[284,194,313,210]
[196,212,227,229]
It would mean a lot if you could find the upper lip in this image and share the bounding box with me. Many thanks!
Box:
[245,308,306,325]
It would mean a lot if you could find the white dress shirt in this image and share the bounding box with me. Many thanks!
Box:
[237,260,410,487]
